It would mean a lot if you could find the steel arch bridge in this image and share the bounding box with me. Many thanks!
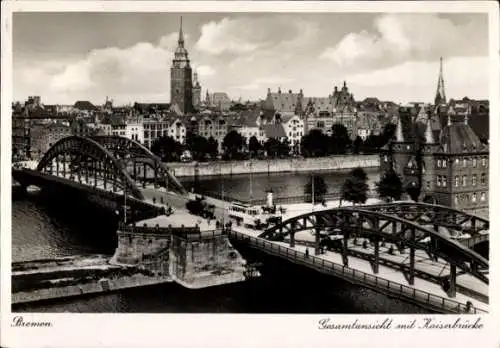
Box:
[258,207,489,297]
[90,135,186,194]
[36,136,186,201]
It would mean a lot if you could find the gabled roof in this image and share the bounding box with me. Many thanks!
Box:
[74,101,97,111]
[263,89,303,113]
[439,122,488,153]
[262,123,286,139]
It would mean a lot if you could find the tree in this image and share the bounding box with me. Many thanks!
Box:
[248,136,261,156]
[376,170,404,202]
[207,137,219,159]
[222,130,244,159]
[150,136,183,162]
[278,138,291,157]
[264,138,281,158]
[304,175,328,203]
[189,135,209,161]
[301,129,329,157]
[341,167,369,205]
[330,123,351,154]
[352,136,363,154]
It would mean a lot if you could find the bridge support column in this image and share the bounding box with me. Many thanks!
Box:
[133,161,137,180]
[373,239,379,274]
[314,227,320,255]
[408,227,415,286]
[289,230,295,248]
[143,163,147,188]
[448,264,457,298]
[56,158,60,176]
[342,235,349,267]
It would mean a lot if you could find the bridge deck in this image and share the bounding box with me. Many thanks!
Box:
[229,225,488,314]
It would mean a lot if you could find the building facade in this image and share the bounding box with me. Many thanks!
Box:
[379,58,489,217]
[30,122,72,160]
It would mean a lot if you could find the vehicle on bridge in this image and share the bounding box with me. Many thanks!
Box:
[227,202,280,229]
[186,196,215,219]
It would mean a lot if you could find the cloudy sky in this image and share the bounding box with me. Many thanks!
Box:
[13,12,489,105]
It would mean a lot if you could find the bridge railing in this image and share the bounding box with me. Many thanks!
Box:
[228,230,488,315]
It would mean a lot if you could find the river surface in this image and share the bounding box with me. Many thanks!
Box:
[12,170,428,313]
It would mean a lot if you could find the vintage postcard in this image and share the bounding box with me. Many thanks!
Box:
[1,1,499,347]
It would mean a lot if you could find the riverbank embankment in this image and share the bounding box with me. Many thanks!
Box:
[168,155,379,178]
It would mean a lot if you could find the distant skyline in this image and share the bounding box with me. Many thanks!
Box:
[13,12,489,105]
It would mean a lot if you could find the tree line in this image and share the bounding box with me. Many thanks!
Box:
[150,122,396,162]
[304,166,404,205]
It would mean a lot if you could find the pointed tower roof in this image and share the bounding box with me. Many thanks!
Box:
[395,114,405,142]
[434,57,446,106]
[178,16,184,47]
[424,115,435,143]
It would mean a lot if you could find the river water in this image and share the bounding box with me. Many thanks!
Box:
[11,170,428,313]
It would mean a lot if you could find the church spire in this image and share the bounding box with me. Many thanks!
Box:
[434,57,446,106]
[395,114,404,142]
[178,16,184,47]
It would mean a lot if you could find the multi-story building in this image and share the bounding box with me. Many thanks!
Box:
[167,118,187,145]
[278,114,304,154]
[143,117,170,149]
[230,109,267,147]
[124,116,144,143]
[30,122,72,160]
[379,58,489,217]
[170,17,194,115]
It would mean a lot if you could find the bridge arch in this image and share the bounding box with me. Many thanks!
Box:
[37,136,144,200]
[361,202,489,241]
[259,207,488,287]
[90,135,186,194]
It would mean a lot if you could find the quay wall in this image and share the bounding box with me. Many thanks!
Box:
[167,155,380,178]
[12,274,172,305]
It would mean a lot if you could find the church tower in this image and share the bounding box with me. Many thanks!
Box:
[192,70,201,110]
[170,16,194,115]
[434,57,446,106]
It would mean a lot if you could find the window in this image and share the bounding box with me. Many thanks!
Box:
[482,157,487,167]
[442,159,447,168]
[472,158,477,167]
[463,158,467,168]
[455,176,459,187]
[383,155,388,163]
[481,173,486,184]
[442,176,447,187]
[454,196,459,205]
[437,159,442,168]
[462,175,467,186]
[455,158,460,165]
[472,193,477,202]
[481,192,486,201]
[437,176,441,187]
[472,174,477,186]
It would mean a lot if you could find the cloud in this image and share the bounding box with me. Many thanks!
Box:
[196,16,320,56]
[320,14,488,71]
[196,65,216,77]
[195,18,261,55]
[341,56,489,103]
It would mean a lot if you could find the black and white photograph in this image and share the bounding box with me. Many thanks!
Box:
[1,2,498,347]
